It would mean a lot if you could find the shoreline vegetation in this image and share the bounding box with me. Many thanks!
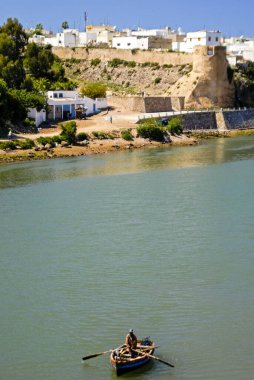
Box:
[1,113,254,164]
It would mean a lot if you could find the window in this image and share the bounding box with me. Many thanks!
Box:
[198,38,201,42]
[117,43,120,46]
[53,93,58,98]
[208,37,212,42]
[59,93,63,98]
[127,43,131,46]
[216,37,219,42]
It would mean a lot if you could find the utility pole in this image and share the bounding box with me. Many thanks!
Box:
[84,11,87,32]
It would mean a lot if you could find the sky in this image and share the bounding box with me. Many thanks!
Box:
[1,0,254,37]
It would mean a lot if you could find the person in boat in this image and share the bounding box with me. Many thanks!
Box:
[125,329,137,357]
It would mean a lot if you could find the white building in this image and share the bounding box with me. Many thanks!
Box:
[224,39,254,62]
[112,36,149,49]
[112,35,171,50]
[47,91,107,120]
[173,30,222,53]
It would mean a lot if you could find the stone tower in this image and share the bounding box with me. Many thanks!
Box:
[168,46,235,109]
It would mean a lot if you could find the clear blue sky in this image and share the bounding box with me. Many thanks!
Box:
[1,0,253,37]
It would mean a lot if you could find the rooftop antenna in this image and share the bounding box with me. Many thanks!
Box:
[84,11,88,32]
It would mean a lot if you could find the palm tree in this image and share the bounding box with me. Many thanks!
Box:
[62,21,69,30]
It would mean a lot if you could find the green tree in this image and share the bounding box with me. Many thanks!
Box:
[1,59,25,88]
[0,18,27,60]
[35,23,43,34]
[80,82,107,99]
[62,21,69,30]
[24,43,54,79]
[60,121,77,144]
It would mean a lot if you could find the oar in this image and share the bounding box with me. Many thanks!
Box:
[133,349,174,368]
[82,345,124,361]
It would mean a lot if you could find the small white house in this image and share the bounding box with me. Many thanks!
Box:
[112,36,148,49]
[47,91,107,120]
[173,30,222,53]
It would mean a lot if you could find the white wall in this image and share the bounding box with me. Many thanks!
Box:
[173,30,221,53]
[112,36,149,49]
[28,108,46,127]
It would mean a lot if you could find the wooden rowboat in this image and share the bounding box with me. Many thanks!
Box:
[110,338,155,376]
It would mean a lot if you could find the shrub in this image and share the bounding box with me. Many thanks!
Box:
[137,119,165,141]
[91,58,101,66]
[0,141,17,150]
[23,118,36,128]
[92,131,113,139]
[80,82,107,99]
[167,117,183,135]
[162,64,173,69]
[36,136,56,147]
[108,58,124,68]
[124,61,136,68]
[60,121,77,144]
[121,129,133,141]
[18,139,35,149]
[154,77,162,84]
[76,132,90,141]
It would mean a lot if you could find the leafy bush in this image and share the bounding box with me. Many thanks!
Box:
[0,141,17,150]
[121,129,133,141]
[76,132,90,141]
[18,139,35,149]
[60,121,77,144]
[23,117,36,127]
[108,58,124,68]
[154,77,162,84]
[80,82,106,99]
[167,117,183,135]
[91,58,101,66]
[162,64,173,69]
[36,136,55,147]
[124,61,136,68]
[137,119,165,141]
[92,131,114,140]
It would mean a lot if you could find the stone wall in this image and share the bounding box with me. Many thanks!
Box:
[108,96,185,113]
[52,47,193,66]
[222,110,254,129]
[165,112,217,130]
[140,109,254,130]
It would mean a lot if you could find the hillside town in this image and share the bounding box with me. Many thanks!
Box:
[28,23,254,64]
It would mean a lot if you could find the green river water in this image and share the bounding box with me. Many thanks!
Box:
[0,136,254,380]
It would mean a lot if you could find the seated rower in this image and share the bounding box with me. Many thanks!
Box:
[125,329,137,357]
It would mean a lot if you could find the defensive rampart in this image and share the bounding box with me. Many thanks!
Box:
[52,47,193,66]
[109,96,185,113]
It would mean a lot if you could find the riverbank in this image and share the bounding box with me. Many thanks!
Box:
[1,108,254,164]
[0,134,197,163]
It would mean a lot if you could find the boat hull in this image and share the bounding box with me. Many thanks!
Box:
[110,339,155,376]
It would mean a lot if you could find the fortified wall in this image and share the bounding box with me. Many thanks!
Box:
[108,96,185,113]
[52,47,193,66]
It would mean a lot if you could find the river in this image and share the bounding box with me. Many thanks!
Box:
[1,136,254,380]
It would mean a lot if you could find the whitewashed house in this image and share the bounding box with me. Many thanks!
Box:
[112,35,171,50]
[224,39,254,62]
[173,30,222,53]
[47,91,107,120]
